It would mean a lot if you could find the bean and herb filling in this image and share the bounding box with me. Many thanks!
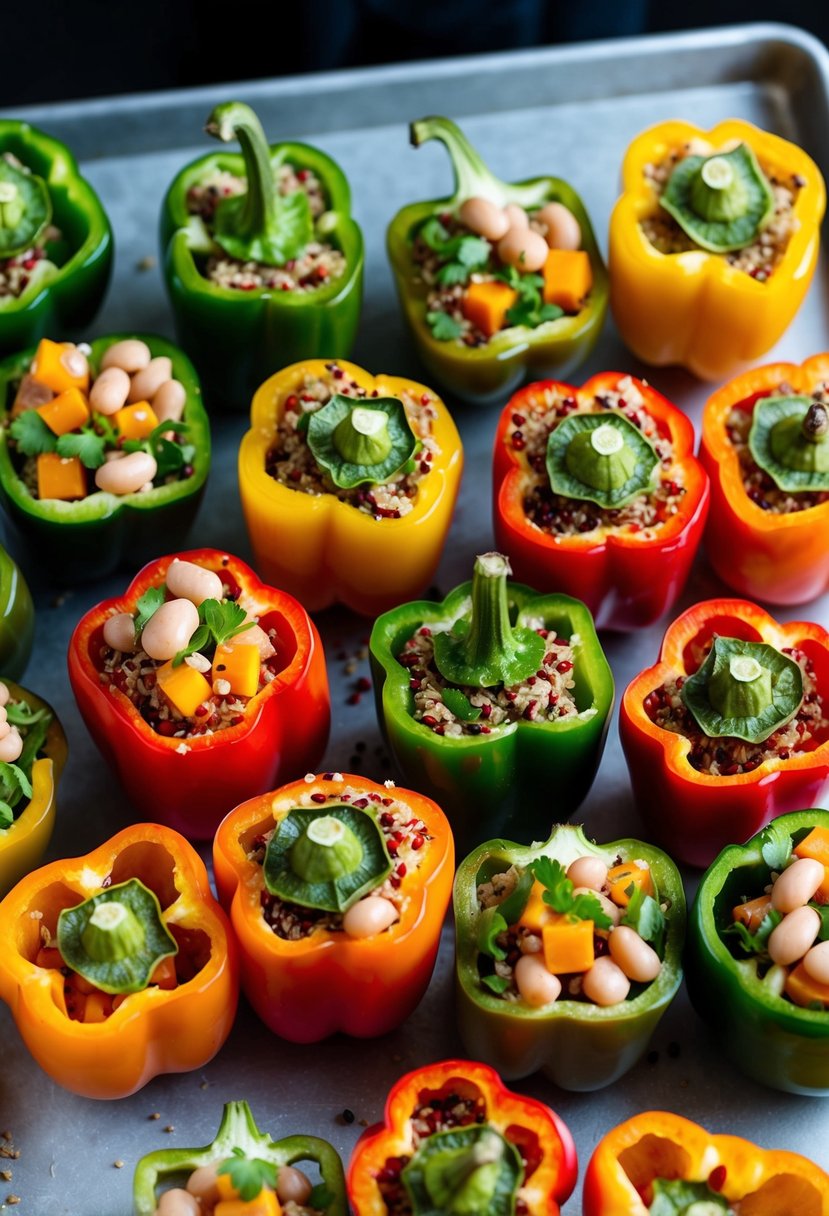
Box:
[0,681,52,829]
[726,382,829,514]
[0,151,62,300]
[153,1153,328,1216]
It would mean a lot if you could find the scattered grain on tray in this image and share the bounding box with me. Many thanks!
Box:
[163,1125,175,1134]
[113,1160,124,1170]
[135,255,156,272]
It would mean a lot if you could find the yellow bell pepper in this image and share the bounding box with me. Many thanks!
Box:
[239,359,463,616]
[609,119,825,380]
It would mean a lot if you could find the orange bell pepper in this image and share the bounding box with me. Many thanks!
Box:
[0,823,239,1098]
[238,359,463,615]
[583,1110,829,1215]
[609,119,825,380]
[701,352,829,604]
[213,772,454,1042]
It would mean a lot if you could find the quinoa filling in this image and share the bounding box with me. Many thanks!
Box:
[726,382,829,513]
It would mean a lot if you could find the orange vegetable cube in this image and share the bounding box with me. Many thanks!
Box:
[36,453,86,501]
[519,880,555,932]
[12,373,54,417]
[794,828,829,903]
[30,338,89,394]
[607,861,654,908]
[543,248,592,313]
[732,895,773,932]
[461,281,518,338]
[114,400,160,441]
[212,642,261,699]
[785,961,829,1009]
[542,914,595,974]
[150,956,178,990]
[83,991,113,1023]
[37,386,90,436]
[157,661,212,719]
[215,1188,281,1216]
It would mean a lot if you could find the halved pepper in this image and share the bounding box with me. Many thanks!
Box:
[583,1109,829,1215]
[454,823,684,1091]
[133,1100,348,1216]
[620,598,829,867]
[68,548,330,839]
[213,772,453,1042]
[160,101,364,411]
[701,352,829,604]
[347,1058,577,1215]
[0,822,239,1098]
[609,119,825,380]
[387,116,608,404]
[493,371,710,630]
[0,119,112,355]
[0,544,33,680]
[0,333,210,583]
[239,359,463,615]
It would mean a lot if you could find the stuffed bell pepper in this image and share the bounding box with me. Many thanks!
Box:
[0,544,33,679]
[239,358,462,615]
[161,101,363,410]
[583,1110,829,1215]
[213,772,453,1042]
[0,334,210,582]
[0,119,112,354]
[455,822,684,1091]
[493,371,709,630]
[68,548,330,839]
[134,1099,347,1216]
[701,352,829,604]
[0,823,238,1099]
[0,676,66,897]
[620,599,829,867]
[687,809,829,1095]
[347,1058,577,1216]
[388,115,608,404]
[609,118,825,380]
[370,552,613,854]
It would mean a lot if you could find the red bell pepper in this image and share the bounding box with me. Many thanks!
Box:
[493,371,709,630]
[68,548,330,840]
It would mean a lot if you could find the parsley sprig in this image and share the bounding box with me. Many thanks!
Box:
[217,1149,277,1202]
[172,597,253,667]
[619,882,667,958]
[419,217,491,285]
[124,420,195,481]
[134,585,167,634]
[426,310,463,342]
[530,856,612,929]
[497,266,564,329]
[9,410,57,456]
[724,908,782,956]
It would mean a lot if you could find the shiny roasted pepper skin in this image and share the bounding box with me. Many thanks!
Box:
[213,773,454,1042]
[493,371,710,630]
[583,1109,829,1215]
[0,546,33,680]
[68,548,330,840]
[620,599,829,868]
[0,333,210,584]
[133,1100,348,1216]
[239,359,463,615]
[0,823,239,1099]
[0,120,113,355]
[455,823,684,1091]
[701,353,829,604]
[687,810,829,1096]
[609,119,825,380]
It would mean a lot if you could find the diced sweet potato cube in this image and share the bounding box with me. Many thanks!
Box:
[82,991,113,1023]
[785,961,829,1009]
[36,453,86,501]
[12,373,54,417]
[212,642,261,698]
[157,661,212,719]
[215,1184,281,1216]
[607,861,654,908]
[543,248,592,313]
[732,895,773,932]
[37,386,90,436]
[795,829,829,903]
[519,880,555,932]
[30,338,89,394]
[114,400,159,440]
[542,914,595,974]
[461,281,518,338]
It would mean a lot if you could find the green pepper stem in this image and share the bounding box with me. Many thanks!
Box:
[410,116,505,207]
[465,553,516,669]
[205,101,276,245]
[80,900,145,962]
[803,403,829,442]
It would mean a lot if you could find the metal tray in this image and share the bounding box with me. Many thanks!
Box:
[3,20,829,1212]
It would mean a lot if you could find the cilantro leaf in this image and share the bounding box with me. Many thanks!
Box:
[502,268,564,330]
[649,1177,731,1216]
[760,821,793,871]
[477,907,508,961]
[723,908,782,955]
[152,437,186,480]
[172,623,211,668]
[620,883,667,957]
[309,1184,335,1210]
[0,761,32,821]
[5,701,48,729]
[436,261,471,287]
[441,688,481,722]
[217,1149,277,1202]
[172,598,253,667]
[426,311,462,342]
[531,855,612,930]
[17,713,50,775]
[481,974,511,995]
[456,235,490,269]
[134,585,166,634]
[9,410,57,456]
[55,427,106,469]
[419,217,453,254]
[0,801,12,829]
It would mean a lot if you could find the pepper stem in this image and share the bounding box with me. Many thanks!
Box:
[333,406,393,465]
[290,815,364,883]
[80,901,146,962]
[423,1131,503,1213]
[206,101,276,245]
[689,150,749,222]
[410,116,508,207]
[708,653,773,721]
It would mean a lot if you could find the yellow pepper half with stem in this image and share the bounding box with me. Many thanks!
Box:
[609,119,825,380]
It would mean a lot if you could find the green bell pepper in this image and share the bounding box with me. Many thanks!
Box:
[387,116,608,405]
[687,809,829,1096]
[0,333,210,583]
[159,100,364,411]
[455,822,686,1091]
[0,546,33,680]
[0,120,112,355]
[133,1099,348,1216]
[369,553,613,854]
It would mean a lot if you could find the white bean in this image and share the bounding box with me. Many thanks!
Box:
[157,1190,200,1216]
[582,956,631,1006]
[95,451,158,496]
[804,940,829,986]
[186,1161,222,1205]
[572,887,620,926]
[772,858,824,912]
[459,196,509,241]
[0,683,9,707]
[514,954,561,1007]
[342,896,399,938]
[128,357,173,403]
[504,203,529,229]
[537,202,582,251]
[101,339,152,374]
[609,925,662,982]
[153,379,187,423]
[276,1165,313,1205]
[90,366,130,415]
[141,598,199,662]
[497,226,548,273]
[567,856,608,891]
[768,905,820,966]
[166,558,223,606]
[0,706,6,727]
[103,612,139,653]
[0,727,23,763]
[0,719,10,741]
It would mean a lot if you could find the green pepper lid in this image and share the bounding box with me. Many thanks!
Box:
[402,1126,522,1216]
[57,878,178,996]
[263,805,392,912]
[681,636,803,744]
[307,393,417,488]
[0,159,51,258]
[748,396,829,492]
[546,410,659,509]
[660,143,775,253]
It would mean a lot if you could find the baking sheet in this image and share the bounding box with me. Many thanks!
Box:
[2,20,829,1212]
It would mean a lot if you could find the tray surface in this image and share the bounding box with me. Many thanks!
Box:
[2,21,829,1213]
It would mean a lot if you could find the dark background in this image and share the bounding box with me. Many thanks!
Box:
[3,0,828,107]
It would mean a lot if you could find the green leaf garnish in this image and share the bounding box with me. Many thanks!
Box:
[441,688,482,721]
[546,409,659,510]
[172,598,253,667]
[9,409,57,456]
[681,637,802,744]
[0,158,51,257]
[649,1176,732,1216]
[402,1125,522,1216]
[307,394,417,489]
[427,311,463,342]
[496,268,564,329]
[0,761,32,827]
[660,143,774,253]
[55,426,106,469]
[5,701,48,729]
[748,396,829,493]
[810,903,829,942]
[620,882,666,957]
[477,907,508,961]
[435,234,491,286]
[134,585,166,634]
[531,855,611,929]
[481,974,511,995]
[0,802,12,829]
[218,1148,277,1202]
[759,820,793,871]
[724,908,782,955]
